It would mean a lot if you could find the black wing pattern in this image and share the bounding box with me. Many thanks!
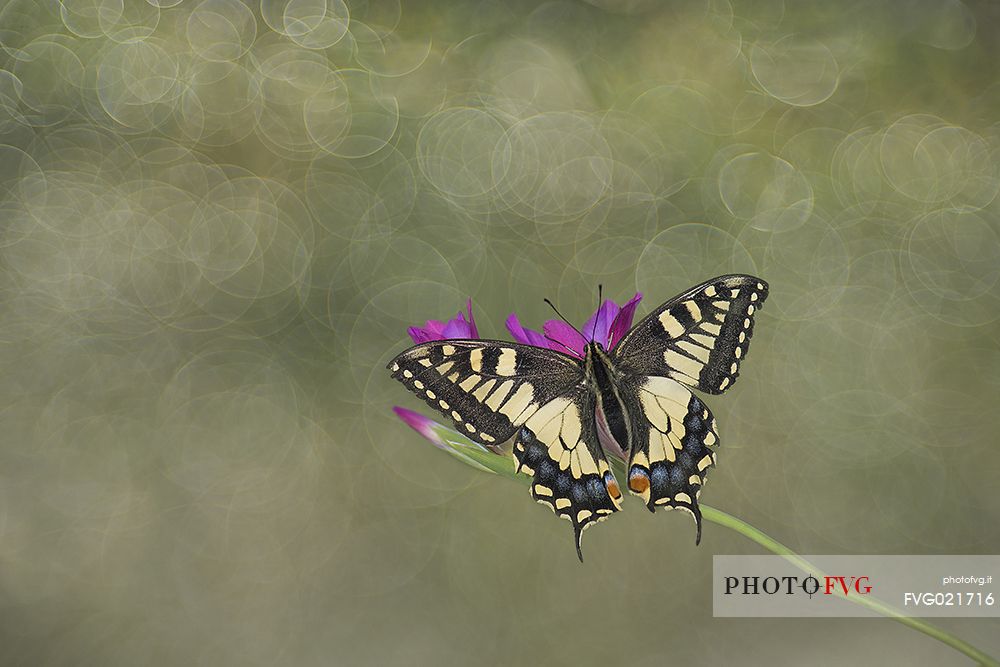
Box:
[513,388,623,561]
[388,339,582,447]
[614,274,768,394]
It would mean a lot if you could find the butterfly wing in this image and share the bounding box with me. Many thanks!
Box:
[389,339,623,560]
[625,375,718,542]
[513,388,623,561]
[613,274,766,541]
[614,274,768,394]
[388,339,584,446]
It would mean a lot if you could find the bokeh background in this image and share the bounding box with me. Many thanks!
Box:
[1,0,998,664]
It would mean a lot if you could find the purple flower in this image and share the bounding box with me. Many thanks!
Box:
[407,299,479,343]
[505,293,642,358]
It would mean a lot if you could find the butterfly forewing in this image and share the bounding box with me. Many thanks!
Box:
[388,339,583,446]
[615,274,768,394]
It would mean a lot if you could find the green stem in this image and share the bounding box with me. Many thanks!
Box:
[422,420,998,665]
[702,506,999,667]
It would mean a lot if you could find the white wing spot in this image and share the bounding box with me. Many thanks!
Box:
[667,431,683,456]
[558,449,572,471]
[452,410,462,422]
[391,363,399,372]
[677,340,710,362]
[495,348,517,376]
[690,333,714,349]
[469,348,483,372]
[747,304,755,315]
[484,379,514,410]
[441,345,456,356]
[555,498,571,510]
[439,399,449,410]
[499,383,534,421]
[750,292,759,302]
[664,350,704,380]
[480,432,495,443]
[734,347,742,358]
[472,378,496,401]
[426,389,436,400]
[413,380,424,390]
[658,312,685,337]
[687,301,702,322]
[704,285,717,297]
[744,318,751,328]
[465,423,476,433]
[534,485,553,497]
[403,370,413,378]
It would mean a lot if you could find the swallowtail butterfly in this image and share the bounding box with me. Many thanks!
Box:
[388,274,768,560]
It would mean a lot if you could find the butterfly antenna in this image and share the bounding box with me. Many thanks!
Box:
[590,284,603,343]
[543,298,584,339]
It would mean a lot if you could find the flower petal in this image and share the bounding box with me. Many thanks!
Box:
[441,312,473,339]
[543,320,587,357]
[505,313,552,350]
[407,300,480,343]
[408,320,444,343]
[393,406,447,450]
[608,292,643,349]
[581,299,620,348]
[465,299,479,339]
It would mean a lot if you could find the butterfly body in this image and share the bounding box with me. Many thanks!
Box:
[389,274,768,561]
[584,341,634,456]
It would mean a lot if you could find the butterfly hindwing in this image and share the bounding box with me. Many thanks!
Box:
[626,375,718,543]
[513,389,623,561]
[388,339,583,447]
[615,274,768,394]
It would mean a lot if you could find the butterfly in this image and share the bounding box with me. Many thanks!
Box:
[388,274,768,560]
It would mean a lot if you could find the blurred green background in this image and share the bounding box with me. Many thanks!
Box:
[1,0,998,664]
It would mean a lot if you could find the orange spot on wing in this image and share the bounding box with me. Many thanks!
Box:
[628,469,650,494]
[605,477,622,500]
